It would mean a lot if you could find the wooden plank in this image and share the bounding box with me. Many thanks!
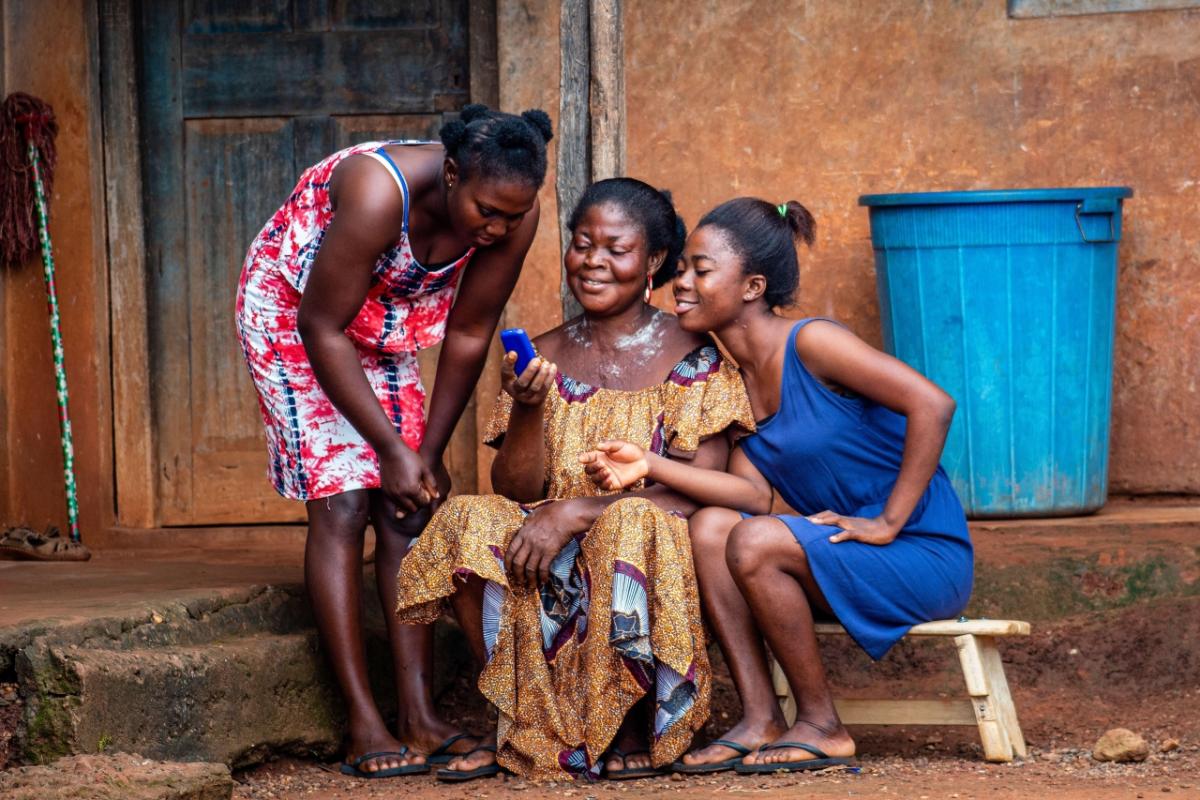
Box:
[141,0,193,523]
[0,0,8,519]
[182,30,469,117]
[835,699,979,727]
[587,0,623,180]
[956,633,1014,762]
[977,635,1028,758]
[184,117,301,525]
[83,0,118,534]
[556,0,588,321]
[100,0,157,527]
[815,619,1031,638]
[468,0,499,107]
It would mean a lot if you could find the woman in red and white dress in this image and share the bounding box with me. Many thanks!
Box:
[235,105,552,778]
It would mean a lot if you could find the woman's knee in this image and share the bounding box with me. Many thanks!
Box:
[725,515,802,579]
[307,490,370,538]
[688,507,741,557]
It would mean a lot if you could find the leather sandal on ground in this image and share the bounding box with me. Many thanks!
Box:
[671,738,754,774]
[0,526,90,562]
[605,748,665,780]
[733,741,857,774]
[424,732,478,766]
[436,744,504,782]
[340,748,429,778]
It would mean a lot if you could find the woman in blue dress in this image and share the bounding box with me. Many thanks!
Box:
[580,197,973,774]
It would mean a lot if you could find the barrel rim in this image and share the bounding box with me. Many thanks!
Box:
[858,186,1134,207]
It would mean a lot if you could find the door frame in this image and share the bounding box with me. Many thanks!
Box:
[99,0,499,528]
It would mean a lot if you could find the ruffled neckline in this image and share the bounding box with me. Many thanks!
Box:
[555,344,723,404]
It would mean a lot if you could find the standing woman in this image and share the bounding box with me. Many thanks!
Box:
[235,104,552,778]
[582,197,973,774]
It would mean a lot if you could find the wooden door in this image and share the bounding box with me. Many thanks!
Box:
[138,0,474,525]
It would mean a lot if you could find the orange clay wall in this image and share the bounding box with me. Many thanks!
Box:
[619,0,1200,495]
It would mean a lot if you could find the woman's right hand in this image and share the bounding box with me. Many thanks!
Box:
[501,351,558,407]
[579,440,650,491]
[379,442,439,517]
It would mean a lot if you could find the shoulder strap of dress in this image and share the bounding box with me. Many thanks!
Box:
[362,146,411,233]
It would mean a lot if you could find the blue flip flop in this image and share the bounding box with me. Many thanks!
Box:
[671,738,754,774]
[425,732,478,766]
[340,747,429,778]
[733,741,857,774]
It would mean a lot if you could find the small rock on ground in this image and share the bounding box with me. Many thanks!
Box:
[0,752,232,800]
[1093,728,1150,763]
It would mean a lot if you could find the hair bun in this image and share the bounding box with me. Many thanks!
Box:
[459,103,491,124]
[438,119,469,152]
[520,109,554,143]
[782,200,816,247]
[495,118,534,150]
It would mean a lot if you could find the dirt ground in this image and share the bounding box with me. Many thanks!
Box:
[230,596,1200,799]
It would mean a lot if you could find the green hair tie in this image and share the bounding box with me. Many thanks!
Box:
[777,203,788,218]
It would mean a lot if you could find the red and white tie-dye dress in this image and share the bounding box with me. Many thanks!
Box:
[235,142,473,501]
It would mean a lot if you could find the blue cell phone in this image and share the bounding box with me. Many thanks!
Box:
[500,328,538,375]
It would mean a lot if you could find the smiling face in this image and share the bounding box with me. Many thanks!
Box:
[673,225,765,333]
[445,160,539,247]
[564,201,663,317]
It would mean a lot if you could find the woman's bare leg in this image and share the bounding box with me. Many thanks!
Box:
[306,490,421,774]
[441,573,498,774]
[678,507,787,767]
[725,516,854,765]
[369,494,476,762]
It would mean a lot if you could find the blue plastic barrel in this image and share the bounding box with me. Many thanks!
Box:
[859,187,1133,517]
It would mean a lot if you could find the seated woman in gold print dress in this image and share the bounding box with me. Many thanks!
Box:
[395,178,753,782]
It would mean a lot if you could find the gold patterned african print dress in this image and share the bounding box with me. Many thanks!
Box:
[395,344,753,781]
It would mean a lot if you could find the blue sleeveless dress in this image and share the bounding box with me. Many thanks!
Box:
[739,319,973,659]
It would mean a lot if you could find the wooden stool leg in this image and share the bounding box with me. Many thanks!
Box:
[976,635,1027,758]
[955,633,1017,762]
[768,654,797,726]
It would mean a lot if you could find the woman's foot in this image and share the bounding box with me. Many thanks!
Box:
[438,734,501,782]
[399,715,479,763]
[676,715,786,770]
[343,727,426,776]
[604,708,659,779]
[739,718,855,768]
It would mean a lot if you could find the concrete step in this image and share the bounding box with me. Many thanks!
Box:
[3,582,458,768]
[19,633,341,767]
[969,500,1200,621]
[0,752,233,800]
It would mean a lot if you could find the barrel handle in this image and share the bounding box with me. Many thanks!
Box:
[1074,201,1117,244]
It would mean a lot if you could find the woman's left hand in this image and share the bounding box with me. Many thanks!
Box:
[421,452,452,511]
[505,499,595,590]
[808,511,899,546]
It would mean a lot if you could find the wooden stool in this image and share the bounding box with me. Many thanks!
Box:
[770,618,1031,763]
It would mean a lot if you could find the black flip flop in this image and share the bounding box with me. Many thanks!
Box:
[733,741,857,774]
[671,738,754,774]
[605,748,665,780]
[436,744,504,782]
[340,748,430,778]
[424,732,477,766]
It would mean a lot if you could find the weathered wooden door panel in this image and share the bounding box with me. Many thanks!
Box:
[139,0,472,525]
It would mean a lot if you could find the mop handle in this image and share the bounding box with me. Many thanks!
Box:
[28,140,81,543]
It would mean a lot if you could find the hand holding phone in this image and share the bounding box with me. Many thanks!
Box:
[500,327,557,407]
[500,328,538,375]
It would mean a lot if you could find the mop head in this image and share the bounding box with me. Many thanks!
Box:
[0,92,57,267]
